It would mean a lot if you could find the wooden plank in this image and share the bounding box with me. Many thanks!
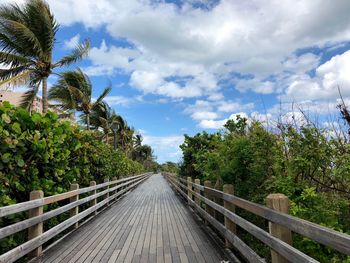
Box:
[66,179,149,263]
[0,184,110,240]
[267,194,293,263]
[168,180,221,263]
[132,193,154,262]
[28,190,44,258]
[168,177,264,263]
[189,186,319,263]
[0,174,150,263]
[124,191,153,263]
[86,195,145,262]
[70,184,79,229]
[28,174,228,263]
[53,192,139,263]
[206,186,350,256]
[40,189,136,263]
[100,194,147,262]
[116,191,149,262]
[0,173,150,219]
[223,184,236,248]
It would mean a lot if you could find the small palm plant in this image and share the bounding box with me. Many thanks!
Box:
[48,68,111,130]
[90,101,120,143]
[0,0,90,113]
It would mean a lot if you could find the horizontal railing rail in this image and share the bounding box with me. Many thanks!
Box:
[163,173,350,263]
[0,172,152,263]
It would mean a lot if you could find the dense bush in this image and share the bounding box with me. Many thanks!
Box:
[0,102,144,206]
[0,102,145,254]
[180,115,350,262]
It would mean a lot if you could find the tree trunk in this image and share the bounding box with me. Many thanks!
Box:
[105,133,109,144]
[42,77,48,114]
[86,113,90,130]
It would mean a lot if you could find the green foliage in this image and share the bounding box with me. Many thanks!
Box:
[160,162,179,173]
[179,115,350,262]
[0,103,144,254]
[0,0,90,111]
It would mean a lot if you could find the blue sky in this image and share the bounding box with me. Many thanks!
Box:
[3,0,350,163]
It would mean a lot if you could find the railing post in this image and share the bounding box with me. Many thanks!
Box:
[223,184,236,248]
[187,177,193,201]
[214,178,224,223]
[204,180,214,225]
[28,190,44,258]
[104,178,110,206]
[266,194,293,263]
[111,177,117,199]
[90,181,97,215]
[70,183,79,229]
[194,179,201,206]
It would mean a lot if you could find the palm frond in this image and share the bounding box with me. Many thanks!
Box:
[0,70,31,89]
[0,19,43,56]
[0,65,28,81]
[48,84,77,110]
[20,84,39,110]
[94,85,112,106]
[54,39,90,67]
[0,52,32,67]
[24,0,58,54]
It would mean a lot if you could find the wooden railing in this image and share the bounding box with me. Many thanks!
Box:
[0,172,152,263]
[163,173,350,263]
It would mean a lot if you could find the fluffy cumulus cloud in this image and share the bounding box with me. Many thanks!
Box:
[184,99,255,128]
[63,34,80,50]
[34,0,350,102]
[142,135,184,163]
[198,112,248,129]
[283,50,350,101]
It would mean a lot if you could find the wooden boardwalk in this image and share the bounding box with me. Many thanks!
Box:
[33,174,227,263]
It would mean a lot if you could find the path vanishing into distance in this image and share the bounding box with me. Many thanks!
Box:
[32,174,227,263]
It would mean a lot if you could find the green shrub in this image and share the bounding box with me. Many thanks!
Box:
[0,103,145,254]
[179,116,350,262]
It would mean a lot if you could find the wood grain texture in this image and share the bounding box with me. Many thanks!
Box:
[28,190,44,258]
[31,174,226,263]
[0,173,152,219]
[170,175,350,257]
[168,176,318,263]
[267,194,293,263]
[0,174,150,263]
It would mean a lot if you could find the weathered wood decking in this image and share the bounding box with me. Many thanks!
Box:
[33,174,227,263]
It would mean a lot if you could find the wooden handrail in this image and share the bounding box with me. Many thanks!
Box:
[0,173,152,263]
[0,173,150,218]
[163,173,350,263]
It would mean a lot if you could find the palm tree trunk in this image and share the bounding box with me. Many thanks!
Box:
[86,113,90,130]
[42,77,48,114]
[105,133,109,144]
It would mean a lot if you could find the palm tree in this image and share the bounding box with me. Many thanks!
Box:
[48,69,111,130]
[133,134,143,149]
[118,122,135,153]
[90,101,119,143]
[0,0,90,113]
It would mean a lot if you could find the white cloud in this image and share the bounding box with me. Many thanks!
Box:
[283,50,350,101]
[198,111,248,129]
[104,96,135,106]
[198,119,227,129]
[191,111,219,121]
[143,134,184,163]
[43,0,350,100]
[63,34,80,50]
[283,53,321,74]
[184,99,255,127]
[218,101,255,113]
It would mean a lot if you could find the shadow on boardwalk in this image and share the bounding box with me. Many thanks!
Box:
[33,174,227,263]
